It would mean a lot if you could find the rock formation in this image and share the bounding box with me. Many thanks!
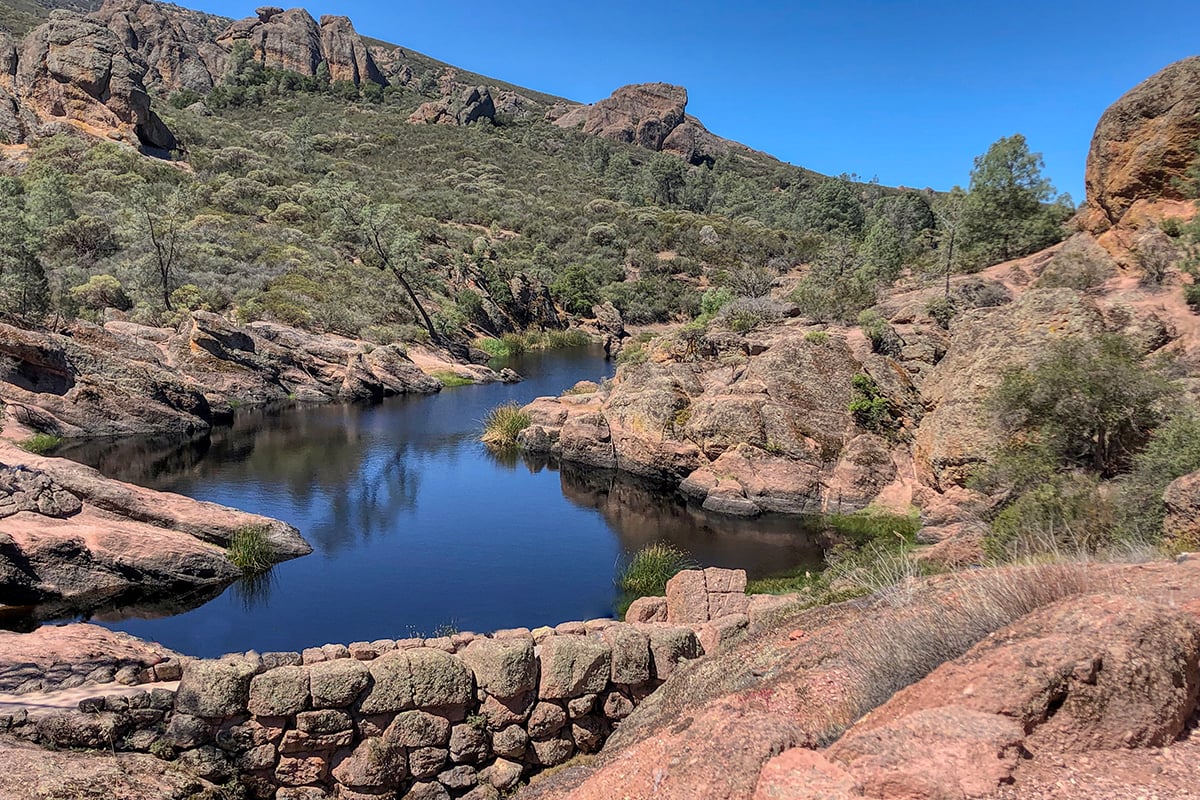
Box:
[7,10,175,149]
[408,84,496,126]
[0,439,310,611]
[1084,56,1200,232]
[553,83,739,165]
[216,6,385,87]
[0,314,442,440]
[89,0,229,93]
[1164,469,1200,549]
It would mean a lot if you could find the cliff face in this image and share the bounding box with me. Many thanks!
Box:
[1,9,175,149]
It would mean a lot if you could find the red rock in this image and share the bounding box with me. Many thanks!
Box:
[665,569,709,623]
[752,748,862,800]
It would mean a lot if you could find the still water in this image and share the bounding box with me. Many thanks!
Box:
[58,346,825,657]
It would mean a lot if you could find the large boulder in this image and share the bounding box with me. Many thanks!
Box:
[1084,56,1200,231]
[553,83,736,165]
[15,11,175,149]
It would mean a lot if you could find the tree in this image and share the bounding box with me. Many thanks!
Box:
[324,192,440,343]
[0,177,50,318]
[961,134,1069,265]
[992,334,1177,478]
[132,184,191,311]
[933,186,967,298]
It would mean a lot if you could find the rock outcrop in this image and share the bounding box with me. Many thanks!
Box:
[518,324,904,517]
[1084,56,1200,231]
[9,10,175,149]
[553,83,738,165]
[408,84,496,126]
[89,0,229,93]
[0,439,310,611]
[216,6,385,87]
[0,314,441,440]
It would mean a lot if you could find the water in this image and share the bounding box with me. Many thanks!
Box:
[53,346,826,657]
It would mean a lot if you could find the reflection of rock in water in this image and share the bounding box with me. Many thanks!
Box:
[2,580,230,631]
[555,461,829,579]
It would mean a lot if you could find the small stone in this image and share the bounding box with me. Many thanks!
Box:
[402,781,449,800]
[643,625,702,680]
[437,764,478,790]
[331,738,407,790]
[554,621,587,636]
[483,758,524,791]
[177,745,233,783]
[163,714,212,749]
[490,724,529,759]
[602,690,635,720]
[527,702,568,738]
[529,732,574,766]
[697,614,749,655]
[261,652,303,670]
[322,644,350,660]
[449,723,490,764]
[384,710,451,748]
[275,753,329,786]
[408,746,449,780]
[571,715,606,752]
[567,694,596,718]
[461,785,500,800]
[153,659,184,681]
[236,743,277,771]
[295,709,354,735]
[478,690,533,729]
[348,642,378,661]
[301,647,327,665]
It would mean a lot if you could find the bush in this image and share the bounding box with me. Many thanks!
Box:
[848,374,894,433]
[476,337,510,358]
[1119,410,1200,542]
[545,329,590,348]
[925,295,957,329]
[986,473,1119,559]
[18,433,62,455]
[433,370,473,388]
[804,330,830,345]
[857,310,901,356]
[715,296,785,333]
[1185,283,1200,312]
[480,401,531,448]
[69,274,131,312]
[991,333,1177,478]
[227,526,273,573]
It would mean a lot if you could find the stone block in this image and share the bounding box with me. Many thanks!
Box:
[527,702,567,738]
[331,738,407,790]
[175,657,258,718]
[665,570,709,623]
[703,567,747,593]
[697,613,749,656]
[458,638,535,699]
[537,636,611,699]
[275,753,329,786]
[708,591,750,619]
[449,723,490,764]
[483,758,524,791]
[249,666,310,716]
[529,732,574,767]
[624,596,667,623]
[408,746,449,780]
[308,658,369,709]
[644,625,703,680]
[490,725,529,759]
[602,624,651,685]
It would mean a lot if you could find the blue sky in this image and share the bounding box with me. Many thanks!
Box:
[189,1,1200,200]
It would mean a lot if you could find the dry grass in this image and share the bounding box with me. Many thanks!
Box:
[824,561,1104,742]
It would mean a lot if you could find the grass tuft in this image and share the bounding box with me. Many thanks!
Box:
[18,433,63,455]
[617,542,696,606]
[432,370,474,388]
[477,337,511,358]
[227,525,274,573]
[481,402,531,448]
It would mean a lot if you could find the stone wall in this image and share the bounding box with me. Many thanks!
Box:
[0,568,803,799]
[4,619,702,800]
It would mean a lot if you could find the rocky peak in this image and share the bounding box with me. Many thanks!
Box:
[216,5,385,87]
[89,0,228,92]
[408,84,496,126]
[553,82,735,165]
[1084,56,1200,232]
[11,10,175,150]
[317,14,385,86]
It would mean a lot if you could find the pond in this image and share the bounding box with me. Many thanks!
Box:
[54,346,827,657]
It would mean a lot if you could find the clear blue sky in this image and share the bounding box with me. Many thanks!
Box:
[189,0,1200,201]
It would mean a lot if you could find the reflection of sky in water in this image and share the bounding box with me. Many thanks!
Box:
[60,347,824,658]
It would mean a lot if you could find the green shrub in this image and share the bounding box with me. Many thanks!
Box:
[804,330,830,345]
[1185,283,1200,312]
[986,473,1119,559]
[827,506,921,542]
[477,337,510,358]
[545,329,590,348]
[18,433,62,455]
[716,297,785,333]
[227,526,274,573]
[500,332,527,356]
[848,374,894,433]
[925,295,957,329]
[1119,410,1200,542]
[481,401,531,447]
[617,343,647,365]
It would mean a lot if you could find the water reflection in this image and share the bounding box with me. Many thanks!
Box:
[42,346,828,657]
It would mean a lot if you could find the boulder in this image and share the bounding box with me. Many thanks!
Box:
[1084,56,1200,231]
[247,665,310,716]
[458,637,536,699]
[1164,469,1200,550]
[306,655,369,708]
[176,657,260,718]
